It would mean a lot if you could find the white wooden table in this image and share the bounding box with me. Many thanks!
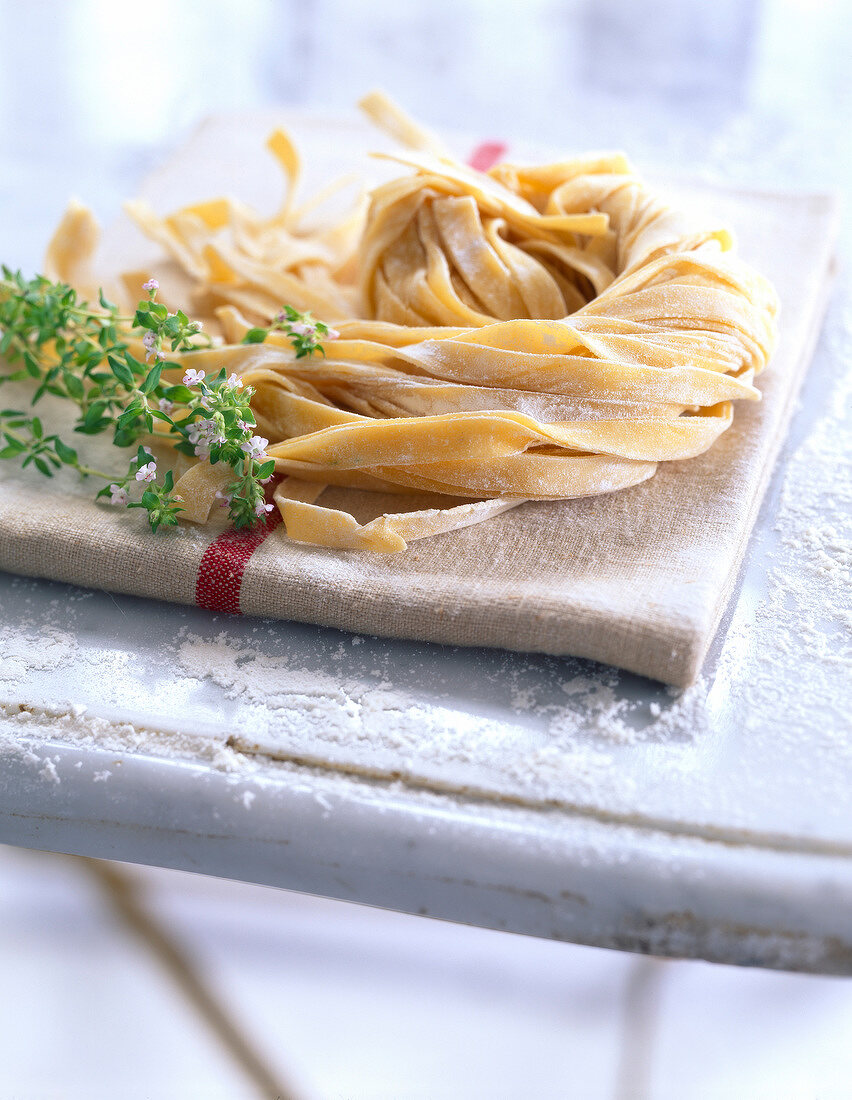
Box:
[1,0,850,977]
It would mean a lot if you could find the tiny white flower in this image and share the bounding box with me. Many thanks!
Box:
[142,331,159,361]
[193,443,210,459]
[325,327,340,340]
[135,461,157,483]
[157,349,166,360]
[240,435,268,460]
[191,321,203,331]
[187,418,208,442]
[187,419,222,448]
[255,501,274,516]
[289,321,314,337]
[158,397,174,414]
[226,372,243,388]
[142,278,159,292]
[183,368,206,386]
[237,419,251,433]
[215,490,232,508]
[109,484,128,506]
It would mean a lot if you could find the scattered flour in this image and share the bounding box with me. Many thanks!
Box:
[0,699,258,783]
[0,626,78,683]
[1,298,848,819]
[38,757,60,785]
[159,295,850,817]
[167,629,709,812]
[726,304,851,730]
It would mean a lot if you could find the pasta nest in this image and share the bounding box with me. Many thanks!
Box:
[49,98,779,552]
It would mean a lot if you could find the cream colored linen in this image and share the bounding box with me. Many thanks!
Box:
[0,113,837,684]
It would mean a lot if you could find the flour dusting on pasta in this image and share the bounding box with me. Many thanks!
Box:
[49,93,779,552]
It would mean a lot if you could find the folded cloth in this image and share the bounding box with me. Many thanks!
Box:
[0,114,838,686]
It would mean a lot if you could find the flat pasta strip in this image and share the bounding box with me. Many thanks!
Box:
[55,97,777,552]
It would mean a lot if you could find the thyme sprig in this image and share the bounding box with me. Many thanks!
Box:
[0,271,328,532]
[242,304,339,357]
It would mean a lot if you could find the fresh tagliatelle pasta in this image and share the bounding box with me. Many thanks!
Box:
[47,93,779,552]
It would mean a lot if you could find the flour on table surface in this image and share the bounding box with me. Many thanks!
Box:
[739,306,850,705]
[0,624,78,683]
[38,756,60,785]
[0,298,848,821]
[0,697,265,802]
[168,630,705,811]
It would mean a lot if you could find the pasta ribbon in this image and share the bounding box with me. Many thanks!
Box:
[61,94,779,551]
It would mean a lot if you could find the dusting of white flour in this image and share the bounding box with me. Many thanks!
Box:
[0,626,78,683]
[726,304,852,735]
[0,298,849,818]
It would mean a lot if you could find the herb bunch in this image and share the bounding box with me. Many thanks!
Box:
[242,304,339,357]
[0,270,330,532]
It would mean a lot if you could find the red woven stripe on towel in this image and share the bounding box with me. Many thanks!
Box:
[194,139,508,614]
[195,509,281,613]
[467,141,509,172]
